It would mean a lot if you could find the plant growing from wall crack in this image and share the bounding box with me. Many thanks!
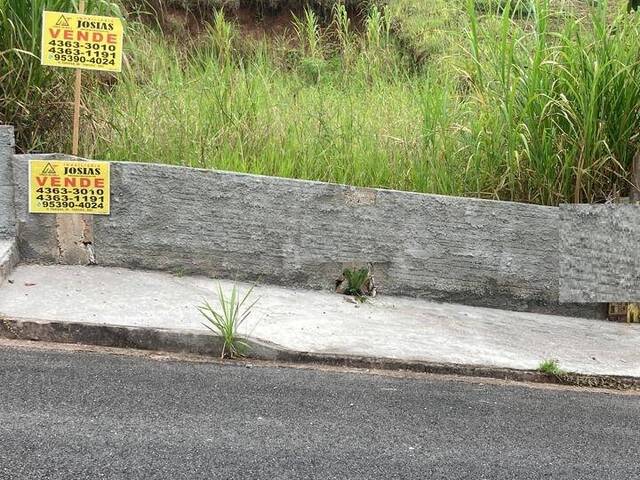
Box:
[336,265,376,300]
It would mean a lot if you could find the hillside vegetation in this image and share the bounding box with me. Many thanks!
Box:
[2,0,640,204]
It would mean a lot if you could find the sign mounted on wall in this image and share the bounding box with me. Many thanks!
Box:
[40,10,124,72]
[28,160,110,215]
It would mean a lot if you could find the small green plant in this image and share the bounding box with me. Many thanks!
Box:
[342,267,370,297]
[538,359,564,375]
[197,284,258,359]
[172,267,185,278]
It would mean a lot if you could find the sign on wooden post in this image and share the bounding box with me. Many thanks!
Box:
[40,5,124,156]
[40,9,124,72]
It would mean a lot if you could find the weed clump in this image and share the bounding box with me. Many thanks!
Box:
[197,283,258,359]
[336,265,376,299]
[537,359,564,376]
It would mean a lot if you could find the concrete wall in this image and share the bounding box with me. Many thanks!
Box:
[0,126,16,238]
[560,204,640,303]
[9,145,603,318]
[0,126,19,286]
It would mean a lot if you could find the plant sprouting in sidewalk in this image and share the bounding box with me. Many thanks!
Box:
[537,359,564,376]
[197,284,258,359]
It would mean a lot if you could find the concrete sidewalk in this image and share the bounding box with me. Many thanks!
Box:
[1,264,639,378]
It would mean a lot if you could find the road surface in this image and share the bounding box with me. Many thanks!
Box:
[1,343,638,479]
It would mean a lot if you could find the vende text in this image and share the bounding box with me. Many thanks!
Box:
[36,176,105,188]
[48,29,118,43]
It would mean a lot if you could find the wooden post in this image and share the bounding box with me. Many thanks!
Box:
[631,149,640,203]
[59,0,93,266]
[71,0,85,156]
[71,69,82,155]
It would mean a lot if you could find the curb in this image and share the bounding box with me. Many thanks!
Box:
[1,316,639,391]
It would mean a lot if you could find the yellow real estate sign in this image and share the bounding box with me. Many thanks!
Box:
[29,160,110,215]
[41,11,123,72]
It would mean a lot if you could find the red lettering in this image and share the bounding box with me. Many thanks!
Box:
[106,34,116,44]
[50,177,61,187]
[94,178,104,188]
[36,177,48,187]
[48,28,61,39]
[80,178,90,187]
[64,178,77,187]
[91,32,104,42]
[63,30,73,40]
[77,31,89,41]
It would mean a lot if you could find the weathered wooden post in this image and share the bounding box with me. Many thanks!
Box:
[630,150,640,203]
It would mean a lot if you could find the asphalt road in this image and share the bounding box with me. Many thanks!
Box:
[1,345,639,480]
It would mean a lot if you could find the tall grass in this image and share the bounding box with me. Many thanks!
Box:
[6,0,640,205]
[87,29,422,189]
[462,0,640,203]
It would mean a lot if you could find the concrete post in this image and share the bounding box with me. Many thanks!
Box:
[0,125,16,238]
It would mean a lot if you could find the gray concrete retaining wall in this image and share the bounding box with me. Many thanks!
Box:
[5,126,602,318]
[0,126,16,239]
[560,204,640,303]
[0,126,19,284]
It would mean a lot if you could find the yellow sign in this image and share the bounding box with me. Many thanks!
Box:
[29,160,110,215]
[41,11,123,72]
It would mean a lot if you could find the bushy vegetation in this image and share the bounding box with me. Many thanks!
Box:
[3,0,640,205]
